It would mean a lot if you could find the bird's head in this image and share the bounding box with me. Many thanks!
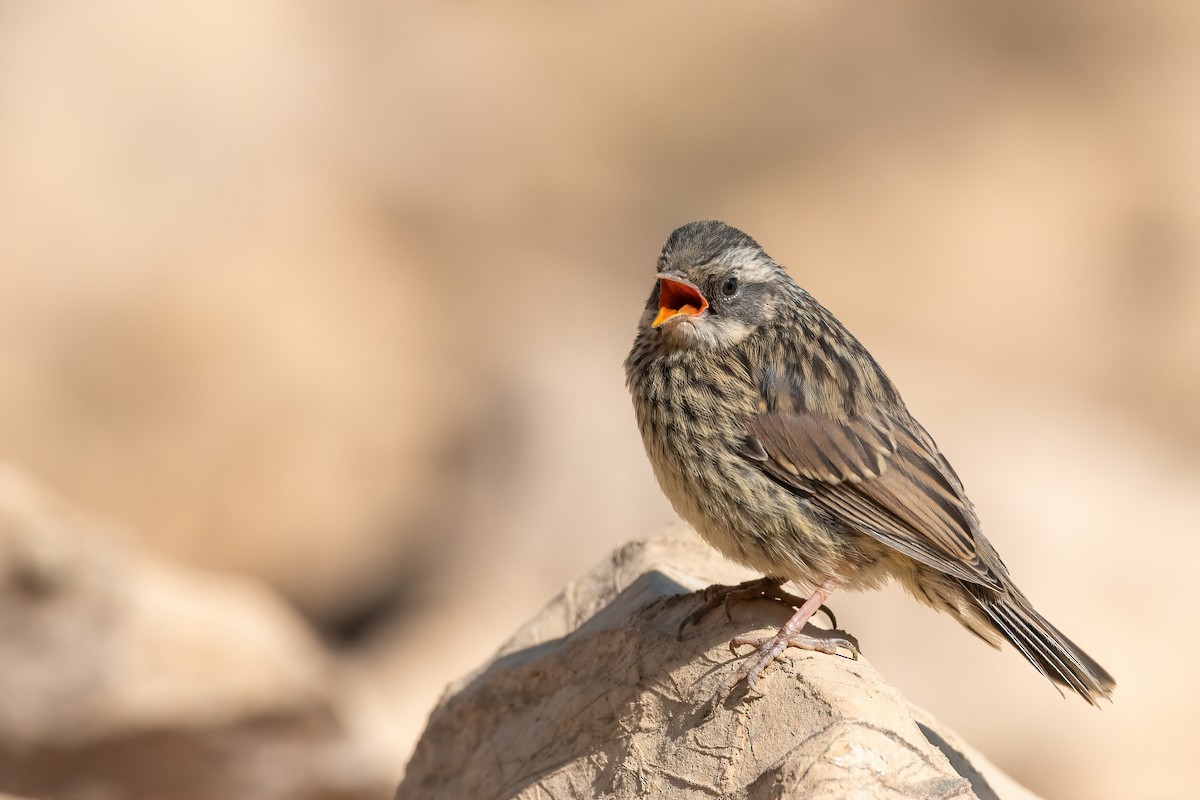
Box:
[638,220,789,351]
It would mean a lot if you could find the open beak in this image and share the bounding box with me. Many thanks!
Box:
[652,273,709,328]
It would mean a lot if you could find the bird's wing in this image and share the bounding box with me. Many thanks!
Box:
[745,408,1004,589]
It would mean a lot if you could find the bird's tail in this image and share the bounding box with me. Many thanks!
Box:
[975,590,1116,706]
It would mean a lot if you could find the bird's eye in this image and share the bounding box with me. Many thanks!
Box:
[721,276,739,297]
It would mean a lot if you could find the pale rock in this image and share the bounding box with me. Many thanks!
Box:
[398,529,1041,800]
[0,464,383,800]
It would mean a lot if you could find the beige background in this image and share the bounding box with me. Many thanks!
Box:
[1,1,1197,798]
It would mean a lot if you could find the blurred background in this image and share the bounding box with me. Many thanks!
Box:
[0,1,1197,798]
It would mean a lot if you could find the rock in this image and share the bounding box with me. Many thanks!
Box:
[0,464,386,800]
[397,529,1041,800]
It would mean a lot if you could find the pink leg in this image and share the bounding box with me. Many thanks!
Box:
[729,577,858,689]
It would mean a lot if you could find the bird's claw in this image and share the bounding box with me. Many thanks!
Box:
[677,577,838,639]
[727,630,861,690]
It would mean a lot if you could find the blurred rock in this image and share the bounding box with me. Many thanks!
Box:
[398,530,1039,800]
[0,2,472,625]
[0,464,386,800]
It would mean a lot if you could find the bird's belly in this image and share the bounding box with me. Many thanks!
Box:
[644,428,849,586]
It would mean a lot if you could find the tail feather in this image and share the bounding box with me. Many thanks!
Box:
[975,592,1115,706]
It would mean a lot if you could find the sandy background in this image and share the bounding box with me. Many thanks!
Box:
[1,1,1197,798]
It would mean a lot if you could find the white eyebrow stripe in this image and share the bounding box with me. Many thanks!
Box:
[724,247,776,282]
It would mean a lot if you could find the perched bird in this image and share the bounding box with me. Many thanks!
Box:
[624,220,1115,704]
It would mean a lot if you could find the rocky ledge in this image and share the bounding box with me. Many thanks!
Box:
[398,528,1040,800]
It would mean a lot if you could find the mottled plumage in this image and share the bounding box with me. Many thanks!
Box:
[625,220,1115,704]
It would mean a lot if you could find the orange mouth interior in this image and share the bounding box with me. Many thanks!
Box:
[653,277,709,328]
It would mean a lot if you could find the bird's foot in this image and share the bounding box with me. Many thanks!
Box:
[677,576,837,639]
[728,629,860,690]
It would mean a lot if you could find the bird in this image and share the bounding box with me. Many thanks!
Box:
[624,220,1115,704]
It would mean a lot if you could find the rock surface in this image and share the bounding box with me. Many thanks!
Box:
[398,529,1040,800]
[0,465,384,800]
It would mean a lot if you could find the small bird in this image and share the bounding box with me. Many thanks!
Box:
[624,220,1115,704]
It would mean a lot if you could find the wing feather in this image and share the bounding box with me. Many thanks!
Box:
[748,409,1002,589]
